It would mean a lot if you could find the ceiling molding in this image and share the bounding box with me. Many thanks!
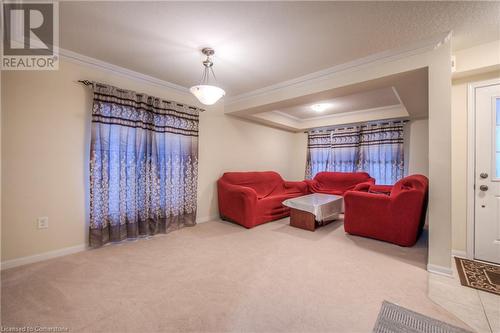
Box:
[226,31,451,106]
[391,86,404,105]
[271,110,302,121]
[302,104,407,123]
[59,47,190,94]
[255,104,409,132]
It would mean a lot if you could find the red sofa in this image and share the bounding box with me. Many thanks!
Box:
[343,174,429,246]
[217,171,308,228]
[305,172,375,196]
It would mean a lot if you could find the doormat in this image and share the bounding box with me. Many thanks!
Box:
[454,256,500,296]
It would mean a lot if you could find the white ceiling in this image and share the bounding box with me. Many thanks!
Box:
[60,1,500,97]
[276,87,401,120]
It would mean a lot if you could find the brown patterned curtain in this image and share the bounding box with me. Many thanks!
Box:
[87,82,200,247]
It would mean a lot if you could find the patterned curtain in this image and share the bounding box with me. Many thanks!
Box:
[305,127,360,178]
[358,123,405,185]
[88,82,200,247]
[305,122,405,185]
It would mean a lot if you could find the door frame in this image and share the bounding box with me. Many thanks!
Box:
[466,78,500,260]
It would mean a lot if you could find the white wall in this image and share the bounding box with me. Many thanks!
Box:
[404,119,429,176]
[1,58,298,262]
[453,40,500,77]
[290,132,308,179]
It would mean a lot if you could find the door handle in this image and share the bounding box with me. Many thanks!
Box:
[480,173,488,179]
[480,185,489,191]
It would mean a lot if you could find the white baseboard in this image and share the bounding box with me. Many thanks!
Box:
[427,263,453,277]
[1,217,218,270]
[1,244,88,270]
[196,215,218,224]
[451,250,467,258]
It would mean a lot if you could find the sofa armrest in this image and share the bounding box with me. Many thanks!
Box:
[217,181,258,225]
[283,180,308,194]
[390,189,427,245]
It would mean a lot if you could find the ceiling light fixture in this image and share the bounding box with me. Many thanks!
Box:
[190,48,225,106]
[311,103,332,112]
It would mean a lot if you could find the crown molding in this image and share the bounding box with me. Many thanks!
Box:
[305,104,406,121]
[226,31,452,105]
[271,110,302,121]
[59,47,190,94]
[257,104,408,132]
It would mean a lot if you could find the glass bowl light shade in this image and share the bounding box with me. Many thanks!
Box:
[190,85,225,106]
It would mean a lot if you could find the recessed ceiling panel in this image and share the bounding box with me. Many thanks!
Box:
[279,87,401,120]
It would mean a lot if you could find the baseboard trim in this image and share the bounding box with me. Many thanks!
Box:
[427,263,453,277]
[1,244,88,270]
[451,250,467,258]
[1,217,218,270]
[196,215,218,224]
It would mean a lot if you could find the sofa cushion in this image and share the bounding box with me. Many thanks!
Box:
[220,171,284,199]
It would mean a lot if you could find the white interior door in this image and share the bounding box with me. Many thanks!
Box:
[474,82,500,264]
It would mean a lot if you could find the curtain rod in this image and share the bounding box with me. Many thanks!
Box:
[77,80,205,112]
[304,119,409,133]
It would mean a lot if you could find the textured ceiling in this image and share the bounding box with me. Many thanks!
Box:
[60,1,500,96]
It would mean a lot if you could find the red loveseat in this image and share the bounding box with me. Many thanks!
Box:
[343,174,429,247]
[217,171,308,228]
[305,172,375,196]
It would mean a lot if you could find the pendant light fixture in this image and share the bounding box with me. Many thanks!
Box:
[190,48,225,105]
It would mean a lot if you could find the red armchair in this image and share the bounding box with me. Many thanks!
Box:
[217,171,308,228]
[343,174,429,247]
[305,172,375,196]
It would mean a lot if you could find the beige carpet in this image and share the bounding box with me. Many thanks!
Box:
[1,218,470,332]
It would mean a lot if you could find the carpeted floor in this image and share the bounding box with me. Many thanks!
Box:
[1,218,471,332]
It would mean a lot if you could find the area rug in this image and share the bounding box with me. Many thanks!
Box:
[454,256,500,296]
[372,301,472,333]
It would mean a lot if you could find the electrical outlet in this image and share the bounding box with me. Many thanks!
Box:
[37,217,49,229]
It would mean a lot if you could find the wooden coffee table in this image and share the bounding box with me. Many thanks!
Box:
[282,193,343,231]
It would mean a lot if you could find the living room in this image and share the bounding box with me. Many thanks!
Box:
[1,2,500,333]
